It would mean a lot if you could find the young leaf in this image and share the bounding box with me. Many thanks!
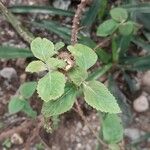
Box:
[22,101,37,118]
[37,71,66,102]
[26,60,47,73]
[110,7,128,22]
[97,19,119,37]
[67,44,97,70]
[45,58,66,70]
[119,21,134,36]
[83,81,121,113]
[68,67,88,86]
[8,97,25,114]
[54,42,65,51]
[42,83,76,117]
[31,37,55,61]
[19,82,37,99]
[102,114,123,143]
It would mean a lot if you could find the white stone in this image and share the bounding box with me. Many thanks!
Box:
[11,133,23,144]
[133,95,149,112]
[53,0,71,10]
[0,67,17,80]
[124,128,145,141]
[142,71,150,87]
[76,122,82,130]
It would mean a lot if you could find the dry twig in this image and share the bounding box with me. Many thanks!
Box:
[0,1,34,43]
[0,116,43,142]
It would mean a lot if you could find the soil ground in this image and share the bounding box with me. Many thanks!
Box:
[0,0,150,150]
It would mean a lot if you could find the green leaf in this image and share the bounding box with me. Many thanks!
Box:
[83,80,121,113]
[0,46,33,59]
[119,21,134,35]
[26,60,47,73]
[87,63,112,81]
[31,37,55,61]
[118,35,133,57]
[8,97,25,114]
[37,71,66,102]
[123,55,150,71]
[45,58,66,70]
[132,36,150,52]
[136,13,150,31]
[123,3,150,13]
[68,67,88,86]
[112,36,119,62]
[19,82,37,99]
[82,0,102,26]
[108,75,132,126]
[143,31,150,42]
[9,5,74,16]
[79,36,96,48]
[32,21,71,42]
[98,0,108,18]
[102,114,123,143]
[22,101,37,118]
[110,7,128,22]
[42,83,76,117]
[96,48,111,64]
[67,44,97,70]
[97,19,119,37]
[54,42,65,51]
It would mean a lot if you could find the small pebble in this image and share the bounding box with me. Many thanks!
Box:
[20,73,27,83]
[133,95,149,112]
[11,133,23,145]
[124,128,145,141]
[142,71,150,87]
[16,58,25,68]
[53,0,71,10]
[0,67,17,80]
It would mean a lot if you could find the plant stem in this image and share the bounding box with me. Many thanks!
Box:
[0,1,34,44]
[74,101,108,148]
[71,1,109,147]
[71,0,89,45]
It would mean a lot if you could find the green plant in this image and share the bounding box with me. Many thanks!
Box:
[3,0,149,148]
[8,82,37,118]
[25,37,120,116]
[2,138,12,149]
[97,7,136,37]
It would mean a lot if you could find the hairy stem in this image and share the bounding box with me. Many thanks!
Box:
[71,0,88,45]
[71,0,108,147]
[0,1,34,43]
